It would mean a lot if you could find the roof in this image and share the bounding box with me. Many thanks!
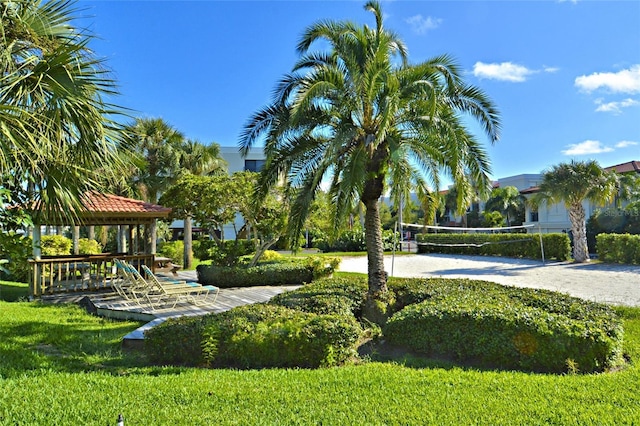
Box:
[34,192,172,226]
[520,186,540,195]
[604,161,640,174]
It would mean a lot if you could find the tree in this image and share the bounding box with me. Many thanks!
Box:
[1,0,128,223]
[240,1,500,320]
[124,118,184,204]
[484,186,526,226]
[178,140,227,177]
[531,160,618,263]
[175,140,226,268]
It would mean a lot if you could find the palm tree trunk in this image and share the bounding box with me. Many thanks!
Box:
[568,203,589,262]
[364,198,388,295]
[183,215,193,269]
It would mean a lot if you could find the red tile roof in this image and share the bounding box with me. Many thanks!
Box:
[604,161,640,174]
[83,192,171,215]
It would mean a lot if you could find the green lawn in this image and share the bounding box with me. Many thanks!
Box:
[1,288,639,424]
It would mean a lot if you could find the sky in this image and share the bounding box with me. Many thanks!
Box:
[78,0,640,181]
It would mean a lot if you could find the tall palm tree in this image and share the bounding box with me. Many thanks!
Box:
[1,0,128,223]
[240,1,500,318]
[124,117,184,204]
[485,186,525,226]
[532,160,618,263]
[178,139,227,177]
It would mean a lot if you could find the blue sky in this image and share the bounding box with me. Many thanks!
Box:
[79,0,640,181]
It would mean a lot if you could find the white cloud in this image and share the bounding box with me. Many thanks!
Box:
[473,62,535,82]
[405,14,442,35]
[561,140,614,156]
[615,140,639,148]
[595,98,639,114]
[575,65,640,94]
[543,66,560,73]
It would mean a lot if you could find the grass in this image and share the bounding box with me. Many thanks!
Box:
[0,280,28,302]
[0,283,639,424]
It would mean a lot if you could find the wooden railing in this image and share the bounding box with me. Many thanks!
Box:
[28,253,154,297]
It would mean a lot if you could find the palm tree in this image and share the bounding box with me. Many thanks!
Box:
[1,0,128,223]
[240,1,500,319]
[532,160,618,263]
[485,186,526,226]
[178,140,227,177]
[124,118,184,204]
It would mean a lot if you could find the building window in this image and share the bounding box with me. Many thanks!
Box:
[244,159,266,172]
[530,210,539,222]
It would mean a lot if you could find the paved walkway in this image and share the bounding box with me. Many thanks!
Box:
[338,254,640,306]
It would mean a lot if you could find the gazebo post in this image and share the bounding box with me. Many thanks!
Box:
[150,220,157,255]
[72,225,80,255]
[128,225,135,254]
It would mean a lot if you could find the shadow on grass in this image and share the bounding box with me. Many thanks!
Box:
[0,281,29,302]
[0,306,148,378]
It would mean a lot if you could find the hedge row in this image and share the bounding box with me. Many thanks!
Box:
[196,257,340,288]
[597,233,640,265]
[384,278,623,373]
[144,304,363,368]
[415,232,571,261]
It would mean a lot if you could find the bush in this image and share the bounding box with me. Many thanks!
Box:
[144,304,363,368]
[315,229,399,252]
[587,207,640,252]
[597,233,640,265]
[194,239,254,266]
[40,235,71,256]
[0,233,32,282]
[383,278,624,373]
[197,257,339,288]
[78,238,102,255]
[270,276,368,317]
[157,240,184,264]
[415,232,570,261]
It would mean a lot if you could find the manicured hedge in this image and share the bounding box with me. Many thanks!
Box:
[597,233,640,265]
[270,276,368,317]
[196,257,339,288]
[384,278,623,373]
[144,304,363,368]
[415,232,571,261]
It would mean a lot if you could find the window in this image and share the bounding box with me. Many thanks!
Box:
[530,211,539,222]
[244,159,266,172]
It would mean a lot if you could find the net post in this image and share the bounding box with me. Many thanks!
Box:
[538,223,545,265]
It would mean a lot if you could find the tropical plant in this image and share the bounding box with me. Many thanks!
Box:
[0,0,128,224]
[531,160,619,263]
[123,117,184,204]
[484,186,526,226]
[240,1,500,320]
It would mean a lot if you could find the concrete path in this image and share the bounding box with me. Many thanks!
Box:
[338,254,640,306]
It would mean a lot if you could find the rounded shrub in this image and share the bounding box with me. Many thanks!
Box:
[78,238,102,254]
[40,235,72,256]
[145,304,363,369]
[270,276,368,316]
[383,279,624,373]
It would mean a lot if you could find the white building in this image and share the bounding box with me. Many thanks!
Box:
[516,161,639,234]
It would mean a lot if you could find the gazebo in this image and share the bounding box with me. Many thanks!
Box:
[29,192,172,297]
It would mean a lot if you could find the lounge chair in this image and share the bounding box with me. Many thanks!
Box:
[140,265,219,309]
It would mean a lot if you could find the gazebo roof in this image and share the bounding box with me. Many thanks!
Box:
[37,192,172,226]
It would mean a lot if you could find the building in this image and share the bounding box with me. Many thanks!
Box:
[169,146,266,240]
[517,161,640,234]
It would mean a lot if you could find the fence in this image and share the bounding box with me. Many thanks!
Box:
[28,253,154,297]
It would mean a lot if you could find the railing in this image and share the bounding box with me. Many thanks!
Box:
[28,253,154,297]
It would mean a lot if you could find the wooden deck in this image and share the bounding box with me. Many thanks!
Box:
[41,270,299,348]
